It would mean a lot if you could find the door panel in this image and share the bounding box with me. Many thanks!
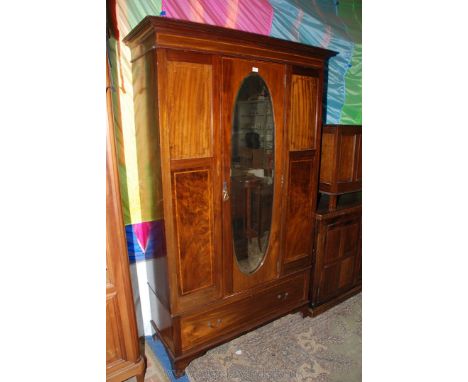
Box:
[166,56,213,159]
[222,57,286,293]
[161,50,222,312]
[173,168,214,295]
[337,134,356,182]
[282,66,322,266]
[317,216,361,303]
[283,152,315,262]
[289,73,319,151]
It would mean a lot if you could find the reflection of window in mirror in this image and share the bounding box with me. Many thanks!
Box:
[231,74,275,274]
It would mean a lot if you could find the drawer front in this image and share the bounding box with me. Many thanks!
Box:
[180,273,307,350]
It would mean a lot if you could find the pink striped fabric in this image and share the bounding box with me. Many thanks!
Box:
[162,0,273,35]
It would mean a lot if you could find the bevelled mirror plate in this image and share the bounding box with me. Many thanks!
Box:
[230,74,275,274]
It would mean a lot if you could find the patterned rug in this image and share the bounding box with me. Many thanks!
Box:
[186,293,362,382]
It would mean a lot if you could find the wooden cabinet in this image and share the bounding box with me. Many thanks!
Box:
[319,125,362,210]
[310,194,362,315]
[106,61,145,382]
[124,16,335,376]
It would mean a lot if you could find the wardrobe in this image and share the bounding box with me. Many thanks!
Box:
[124,16,335,376]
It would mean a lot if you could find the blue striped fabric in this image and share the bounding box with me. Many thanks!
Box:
[269,0,355,124]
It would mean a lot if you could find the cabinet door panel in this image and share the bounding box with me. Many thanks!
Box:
[343,221,360,254]
[289,73,319,151]
[159,50,222,313]
[221,57,286,293]
[319,132,335,185]
[324,226,341,263]
[166,58,213,159]
[320,263,340,300]
[338,256,355,289]
[173,168,215,295]
[316,214,361,304]
[282,66,322,269]
[337,134,356,182]
[284,153,315,262]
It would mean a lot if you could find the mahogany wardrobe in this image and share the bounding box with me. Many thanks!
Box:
[124,16,335,376]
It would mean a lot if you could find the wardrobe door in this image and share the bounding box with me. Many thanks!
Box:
[222,57,286,293]
[282,66,323,273]
[158,49,223,313]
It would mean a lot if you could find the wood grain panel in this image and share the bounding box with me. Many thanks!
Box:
[338,256,355,289]
[337,134,356,182]
[312,205,361,307]
[321,263,340,300]
[324,227,341,263]
[319,125,361,197]
[167,60,212,159]
[289,74,318,150]
[106,295,125,365]
[284,156,314,261]
[343,222,359,254]
[173,169,214,295]
[319,132,335,184]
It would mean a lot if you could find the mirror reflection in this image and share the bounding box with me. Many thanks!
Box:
[231,74,274,274]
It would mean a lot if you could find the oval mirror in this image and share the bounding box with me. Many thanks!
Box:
[230,74,275,274]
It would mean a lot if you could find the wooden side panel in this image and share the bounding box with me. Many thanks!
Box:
[166,61,212,159]
[173,169,214,295]
[319,132,335,184]
[284,155,315,262]
[337,134,356,182]
[289,74,318,151]
[106,296,125,365]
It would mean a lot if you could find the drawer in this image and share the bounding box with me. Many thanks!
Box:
[180,273,307,350]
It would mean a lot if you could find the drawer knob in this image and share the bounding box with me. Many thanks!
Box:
[277,294,282,299]
[284,292,289,299]
[208,319,222,328]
